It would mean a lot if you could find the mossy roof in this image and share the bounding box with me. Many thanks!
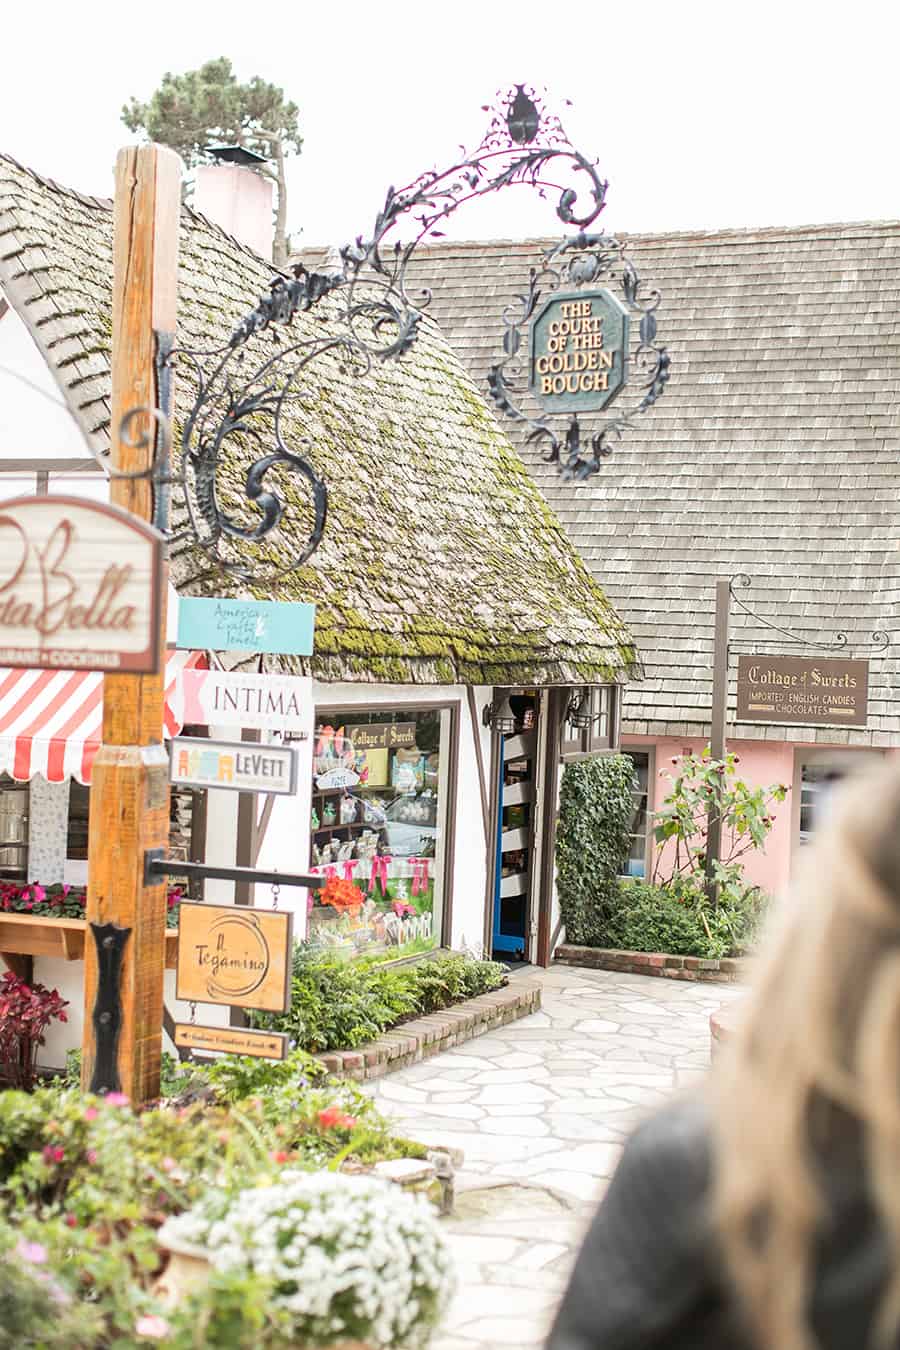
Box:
[0,152,637,687]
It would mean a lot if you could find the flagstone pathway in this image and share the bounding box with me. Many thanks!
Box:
[365,963,744,1350]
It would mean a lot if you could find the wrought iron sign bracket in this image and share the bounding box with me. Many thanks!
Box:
[144,849,320,892]
[118,84,671,585]
[726,573,890,655]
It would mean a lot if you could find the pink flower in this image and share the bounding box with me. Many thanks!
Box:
[84,1106,98,1121]
[135,1314,171,1339]
[16,1239,47,1265]
[86,1150,98,1165]
[42,1145,65,1165]
[104,1092,130,1107]
[270,1149,290,1164]
[65,1214,78,1229]
[31,883,46,903]
[160,1157,177,1173]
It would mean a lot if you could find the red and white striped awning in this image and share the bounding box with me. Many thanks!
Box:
[0,649,206,785]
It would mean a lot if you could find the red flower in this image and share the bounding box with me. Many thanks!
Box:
[317,1106,357,1131]
[270,1150,290,1164]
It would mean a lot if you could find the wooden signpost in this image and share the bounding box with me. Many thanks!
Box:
[81,144,182,1102]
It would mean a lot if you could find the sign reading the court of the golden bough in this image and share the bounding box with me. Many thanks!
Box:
[176,902,293,1013]
[530,289,630,413]
[736,655,869,729]
[0,495,163,673]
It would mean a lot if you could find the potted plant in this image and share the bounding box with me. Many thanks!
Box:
[0,971,68,1089]
[157,1171,455,1348]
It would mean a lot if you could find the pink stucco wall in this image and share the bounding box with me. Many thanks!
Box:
[622,734,888,899]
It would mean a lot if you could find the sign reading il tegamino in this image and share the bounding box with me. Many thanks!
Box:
[736,655,869,729]
[530,289,630,413]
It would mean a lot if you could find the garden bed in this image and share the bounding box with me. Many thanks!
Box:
[554,943,748,985]
[315,978,542,1080]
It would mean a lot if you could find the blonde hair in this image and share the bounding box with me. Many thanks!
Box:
[712,758,900,1350]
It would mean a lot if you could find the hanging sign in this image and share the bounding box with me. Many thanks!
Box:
[736,655,869,728]
[173,1022,289,1061]
[0,494,163,673]
[170,735,298,796]
[180,669,313,734]
[530,289,629,413]
[175,902,293,1013]
[177,597,315,656]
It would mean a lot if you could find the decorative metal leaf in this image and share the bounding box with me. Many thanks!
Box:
[640,311,657,344]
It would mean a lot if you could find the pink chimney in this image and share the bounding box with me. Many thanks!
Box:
[193,146,273,260]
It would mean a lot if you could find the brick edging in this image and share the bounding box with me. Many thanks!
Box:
[314,979,542,1081]
[553,944,747,984]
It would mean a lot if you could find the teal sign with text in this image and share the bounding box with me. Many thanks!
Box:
[177,598,315,656]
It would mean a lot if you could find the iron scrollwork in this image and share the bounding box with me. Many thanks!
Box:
[728,574,890,653]
[120,84,668,581]
[487,231,670,480]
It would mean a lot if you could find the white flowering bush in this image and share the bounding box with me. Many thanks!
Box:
[159,1171,455,1348]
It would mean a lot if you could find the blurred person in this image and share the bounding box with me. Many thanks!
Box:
[547,758,900,1350]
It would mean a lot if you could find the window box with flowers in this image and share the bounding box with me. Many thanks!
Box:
[0,882,182,969]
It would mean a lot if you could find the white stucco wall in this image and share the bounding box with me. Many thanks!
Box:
[0,305,91,458]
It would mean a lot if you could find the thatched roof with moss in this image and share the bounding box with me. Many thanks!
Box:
[0,152,637,686]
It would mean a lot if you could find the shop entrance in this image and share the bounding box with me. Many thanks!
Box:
[490,692,539,960]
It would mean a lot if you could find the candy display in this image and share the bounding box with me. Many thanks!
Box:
[308,712,445,960]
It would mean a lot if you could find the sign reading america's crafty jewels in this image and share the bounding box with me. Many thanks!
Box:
[530,290,630,413]
[177,597,315,657]
[179,669,313,735]
[736,655,869,728]
[170,736,298,796]
[176,902,293,1013]
[173,1023,289,1061]
[0,495,163,673]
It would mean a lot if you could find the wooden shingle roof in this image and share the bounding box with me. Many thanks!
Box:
[382,229,900,745]
[0,153,637,687]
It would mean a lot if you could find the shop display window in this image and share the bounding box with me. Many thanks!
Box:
[308,707,451,959]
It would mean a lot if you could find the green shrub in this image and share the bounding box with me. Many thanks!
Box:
[253,948,507,1051]
[0,1229,102,1347]
[556,753,637,945]
[591,879,768,960]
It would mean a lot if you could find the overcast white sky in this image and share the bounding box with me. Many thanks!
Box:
[3,0,898,247]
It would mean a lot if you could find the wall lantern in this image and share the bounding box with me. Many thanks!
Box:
[564,691,594,731]
[482,695,517,736]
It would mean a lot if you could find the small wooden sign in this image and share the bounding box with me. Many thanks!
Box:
[170,736,298,796]
[736,654,869,728]
[173,1022,289,1061]
[175,902,293,1013]
[0,494,163,673]
[177,597,315,657]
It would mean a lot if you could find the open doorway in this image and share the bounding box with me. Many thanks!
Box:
[490,691,539,962]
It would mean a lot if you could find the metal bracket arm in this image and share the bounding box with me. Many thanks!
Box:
[144,849,320,890]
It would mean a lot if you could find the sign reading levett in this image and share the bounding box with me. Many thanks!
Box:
[0,495,163,673]
[530,289,629,413]
[176,902,293,1013]
[177,597,315,656]
[170,736,298,795]
[736,655,869,728]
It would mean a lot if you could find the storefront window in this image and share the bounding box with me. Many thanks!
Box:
[308,707,451,959]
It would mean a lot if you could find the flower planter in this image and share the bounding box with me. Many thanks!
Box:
[0,912,178,970]
[155,1235,374,1348]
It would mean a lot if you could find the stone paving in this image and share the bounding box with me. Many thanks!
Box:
[365,962,744,1350]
